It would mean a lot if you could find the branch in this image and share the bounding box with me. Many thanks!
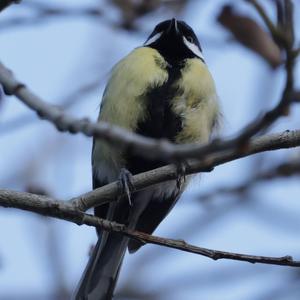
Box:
[233,1,295,137]
[198,159,300,201]
[0,1,298,165]
[0,59,299,164]
[1,189,300,267]
[70,129,300,210]
[0,2,298,161]
[0,78,101,136]
[0,61,176,161]
[1,0,299,275]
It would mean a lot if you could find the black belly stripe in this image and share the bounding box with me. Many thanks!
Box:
[125,62,184,175]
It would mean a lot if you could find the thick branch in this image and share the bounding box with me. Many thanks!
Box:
[0,1,298,166]
[1,0,300,275]
[0,60,298,164]
[1,189,299,267]
[70,129,300,211]
[0,1,298,160]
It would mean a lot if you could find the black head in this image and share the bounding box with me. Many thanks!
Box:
[144,19,204,65]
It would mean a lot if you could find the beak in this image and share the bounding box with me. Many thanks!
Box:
[166,18,179,36]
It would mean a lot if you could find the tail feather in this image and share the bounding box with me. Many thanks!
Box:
[74,231,129,300]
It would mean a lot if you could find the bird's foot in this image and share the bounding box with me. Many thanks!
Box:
[176,161,189,189]
[119,168,134,206]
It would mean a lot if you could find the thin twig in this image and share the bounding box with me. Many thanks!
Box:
[0,59,298,163]
[0,78,102,135]
[0,1,298,164]
[0,189,300,267]
[0,0,299,272]
[0,1,298,160]
[69,129,300,211]
[198,160,300,201]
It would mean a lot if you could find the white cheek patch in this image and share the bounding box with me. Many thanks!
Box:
[183,37,205,61]
[144,32,162,46]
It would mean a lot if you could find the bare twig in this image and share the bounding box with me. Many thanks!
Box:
[70,129,300,211]
[198,160,300,201]
[1,189,300,267]
[229,1,295,138]
[0,78,101,135]
[0,1,298,160]
[0,58,299,163]
[0,61,175,161]
[0,0,300,274]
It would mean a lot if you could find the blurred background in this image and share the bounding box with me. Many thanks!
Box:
[0,0,300,299]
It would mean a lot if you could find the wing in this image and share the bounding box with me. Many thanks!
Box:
[92,47,169,231]
[98,47,169,131]
[92,139,109,236]
[128,185,183,253]
[128,59,220,252]
[92,46,169,183]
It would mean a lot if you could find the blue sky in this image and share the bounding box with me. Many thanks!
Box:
[0,1,300,299]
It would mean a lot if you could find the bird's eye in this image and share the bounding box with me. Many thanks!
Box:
[186,36,194,43]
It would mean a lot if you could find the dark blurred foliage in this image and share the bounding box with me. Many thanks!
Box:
[110,0,188,29]
[218,5,282,68]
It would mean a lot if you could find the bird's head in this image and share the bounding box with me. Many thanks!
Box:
[144,18,204,65]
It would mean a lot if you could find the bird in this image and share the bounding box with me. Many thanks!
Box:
[74,18,219,300]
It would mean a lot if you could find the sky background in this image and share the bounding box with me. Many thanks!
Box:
[0,0,300,299]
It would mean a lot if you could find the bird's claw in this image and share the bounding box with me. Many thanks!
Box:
[176,161,189,189]
[119,168,134,206]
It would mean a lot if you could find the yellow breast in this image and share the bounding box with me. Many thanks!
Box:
[172,58,219,144]
[93,47,169,173]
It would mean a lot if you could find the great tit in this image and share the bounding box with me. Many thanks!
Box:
[75,18,219,300]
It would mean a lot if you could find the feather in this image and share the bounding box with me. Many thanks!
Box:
[75,19,220,300]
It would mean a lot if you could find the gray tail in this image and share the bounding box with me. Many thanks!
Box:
[74,231,128,300]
